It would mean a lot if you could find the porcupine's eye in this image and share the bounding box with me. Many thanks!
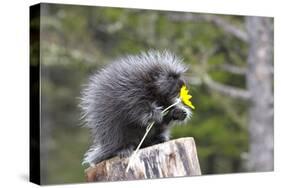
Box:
[166,73,183,99]
[154,72,182,102]
[172,73,184,87]
[168,73,179,80]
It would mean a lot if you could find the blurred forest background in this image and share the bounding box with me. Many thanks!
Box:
[30,3,273,184]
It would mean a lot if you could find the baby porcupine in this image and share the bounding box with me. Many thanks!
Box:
[80,50,192,166]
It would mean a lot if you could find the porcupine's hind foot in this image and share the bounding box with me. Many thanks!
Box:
[116,145,135,158]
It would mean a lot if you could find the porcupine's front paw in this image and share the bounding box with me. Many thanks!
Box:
[150,102,163,124]
[139,102,163,127]
[171,108,187,121]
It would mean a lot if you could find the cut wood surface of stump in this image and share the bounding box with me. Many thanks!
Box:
[85,137,201,182]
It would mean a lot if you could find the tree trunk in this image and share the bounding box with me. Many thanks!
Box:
[246,17,274,171]
[85,137,201,182]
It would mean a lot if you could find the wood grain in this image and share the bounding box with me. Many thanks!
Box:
[85,137,201,182]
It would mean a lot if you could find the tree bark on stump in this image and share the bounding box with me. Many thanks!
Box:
[85,137,201,182]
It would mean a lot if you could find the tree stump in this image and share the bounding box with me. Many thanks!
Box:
[85,137,201,182]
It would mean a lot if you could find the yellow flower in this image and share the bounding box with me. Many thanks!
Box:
[180,85,195,110]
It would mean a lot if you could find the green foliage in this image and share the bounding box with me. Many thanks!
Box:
[37,3,249,184]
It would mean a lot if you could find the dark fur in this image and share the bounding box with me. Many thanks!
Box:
[80,50,191,165]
